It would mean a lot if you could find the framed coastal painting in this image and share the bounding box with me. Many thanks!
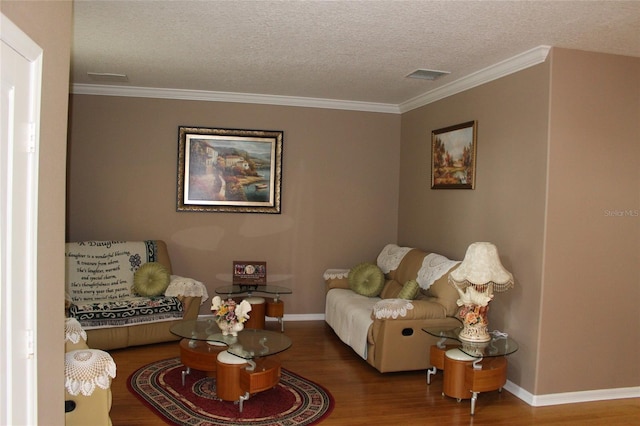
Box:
[177,126,283,213]
[431,120,477,189]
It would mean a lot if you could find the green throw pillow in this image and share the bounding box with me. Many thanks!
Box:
[348,262,385,297]
[133,262,171,296]
[398,279,420,300]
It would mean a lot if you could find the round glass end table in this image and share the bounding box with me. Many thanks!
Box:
[215,285,292,331]
[423,326,518,415]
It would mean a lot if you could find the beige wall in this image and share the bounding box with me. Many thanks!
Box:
[26,2,634,404]
[1,0,72,424]
[67,96,401,315]
[539,48,640,394]
[399,49,639,396]
[399,62,550,393]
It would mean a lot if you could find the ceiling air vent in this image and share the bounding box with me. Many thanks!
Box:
[87,72,129,83]
[406,69,450,81]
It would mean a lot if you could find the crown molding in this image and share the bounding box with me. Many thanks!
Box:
[398,45,551,113]
[70,84,401,114]
[70,46,551,115]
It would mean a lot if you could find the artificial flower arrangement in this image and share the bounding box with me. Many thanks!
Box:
[211,296,251,326]
[458,304,488,326]
[454,285,493,326]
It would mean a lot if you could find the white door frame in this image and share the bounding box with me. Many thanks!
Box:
[1,13,42,426]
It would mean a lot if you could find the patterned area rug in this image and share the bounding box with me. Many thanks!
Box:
[128,357,334,426]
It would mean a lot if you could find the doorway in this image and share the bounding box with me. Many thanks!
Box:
[1,13,43,425]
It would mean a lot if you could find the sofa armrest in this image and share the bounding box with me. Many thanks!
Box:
[178,296,202,320]
[372,299,448,321]
[166,275,209,303]
[323,269,350,292]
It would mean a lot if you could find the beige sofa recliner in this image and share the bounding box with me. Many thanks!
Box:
[65,318,115,426]
[65,240,206,350]
[325,244,463,373]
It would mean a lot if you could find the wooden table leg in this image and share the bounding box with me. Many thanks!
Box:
[465,357,507,415]
[266,299,285,332]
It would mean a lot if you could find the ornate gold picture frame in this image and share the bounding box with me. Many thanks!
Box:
[177,126,283,213]
[431,121,477,189]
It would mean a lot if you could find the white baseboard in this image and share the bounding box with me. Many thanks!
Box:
[504,381,640,406]
[269,313,325,322]
[197,313,638,406]
[197,313,326,322]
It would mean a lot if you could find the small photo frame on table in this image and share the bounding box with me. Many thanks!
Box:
[177,126,283,213]
[233,261,267,287]
[431,120,477,189]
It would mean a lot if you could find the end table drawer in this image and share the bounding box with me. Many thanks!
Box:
[240,359,281,393]
[464,356,507,392]
[266,299,284,317]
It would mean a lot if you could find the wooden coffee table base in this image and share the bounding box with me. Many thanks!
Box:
[240,358,281,394]
[170,323,292,414]
[216,355,281,412]
[178,339,226,385]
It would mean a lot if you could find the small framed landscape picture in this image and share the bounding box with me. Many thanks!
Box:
[177,126,283,213]
[431,120,477,189]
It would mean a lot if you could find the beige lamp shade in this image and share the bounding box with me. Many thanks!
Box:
[449,242,514,292]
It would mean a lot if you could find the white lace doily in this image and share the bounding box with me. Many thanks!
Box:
[65,349,116,396]
[65,318,87,344]
[166,275,209,303]
[376,244,412,274]
[373,299,414,319]
[416,253,460,290]
[323,269,350,280]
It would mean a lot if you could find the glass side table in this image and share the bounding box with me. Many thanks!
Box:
[215,285,292,331]
[423,326,518,415]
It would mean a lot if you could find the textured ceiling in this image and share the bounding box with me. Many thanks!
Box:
[71,0,640,106]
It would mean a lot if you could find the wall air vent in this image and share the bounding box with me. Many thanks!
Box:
[406,69,450,81]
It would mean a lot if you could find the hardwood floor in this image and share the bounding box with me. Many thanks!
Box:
[108,320,639,425]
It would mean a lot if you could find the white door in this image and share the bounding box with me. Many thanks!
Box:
[1,14,42,426]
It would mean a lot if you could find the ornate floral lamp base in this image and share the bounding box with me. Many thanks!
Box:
[458,302,491,342]
[217,320,244,337]
[459,322,491,342]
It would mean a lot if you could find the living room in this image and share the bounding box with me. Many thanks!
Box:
[2,1,638,424]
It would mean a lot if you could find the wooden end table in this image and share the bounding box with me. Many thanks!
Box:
[423,326,518,415]
[215,285,292,332]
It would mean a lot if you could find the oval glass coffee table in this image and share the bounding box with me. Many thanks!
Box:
[170,319,292,412]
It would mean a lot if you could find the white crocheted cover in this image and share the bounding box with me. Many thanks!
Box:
[166,275,209,304]
[323,269,350,280]
[372,299,414,319]
[65,317,87,344]
[416,253,460,290]
[376,244,412,274]
[65,349,116,396]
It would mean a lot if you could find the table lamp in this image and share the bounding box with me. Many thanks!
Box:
[449,242,514,342]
